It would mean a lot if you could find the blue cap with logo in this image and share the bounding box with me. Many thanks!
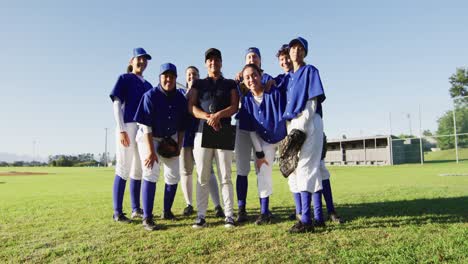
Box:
[159,63,177,76]
[245,47,261,58]
[288,37,308,57]
[133,47,152,60]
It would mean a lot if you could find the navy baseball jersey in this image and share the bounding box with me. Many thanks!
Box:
[134,85,188,138]
[192,76,237,130]
[238,86,287,144]
[283,65,325,120]
[110,73,153,123]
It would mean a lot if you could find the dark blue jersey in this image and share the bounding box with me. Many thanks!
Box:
[134,85,187,138]
[283,65,325,120]
[238,86,287,144]
[110,73,153,123]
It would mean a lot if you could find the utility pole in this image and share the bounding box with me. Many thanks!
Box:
[407,113,412,136]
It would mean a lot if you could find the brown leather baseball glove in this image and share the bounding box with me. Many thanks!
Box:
[278,129,306,178]
[157,137,180,158]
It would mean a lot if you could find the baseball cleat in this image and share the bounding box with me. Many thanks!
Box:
[131,208,144,219]
[288,221,314,233]
[142,217,158,231]
[236,207,248,223]
[255,213,272,225]
[183,205,194,216]
[192,217,207,229]
[113,213,132,223]
[329,212,344,224]
[289,213,302,221]
[161,210,176,220]
[224,216,236,228]
[314,220,326,227]
[214,205,225,218]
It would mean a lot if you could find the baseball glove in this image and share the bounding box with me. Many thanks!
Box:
[278,129,306,178]
[157,137,180,158]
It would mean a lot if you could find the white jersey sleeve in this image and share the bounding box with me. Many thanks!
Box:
[113,98,126,132]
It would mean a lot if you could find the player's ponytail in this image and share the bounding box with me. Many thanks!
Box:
[127,64,133,73]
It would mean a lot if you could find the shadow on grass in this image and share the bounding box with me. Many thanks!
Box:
[270,196,468,228]
[423,159,468,164]
[0,182,5,184]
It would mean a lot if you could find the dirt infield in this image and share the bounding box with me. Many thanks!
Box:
[0,171,51,176]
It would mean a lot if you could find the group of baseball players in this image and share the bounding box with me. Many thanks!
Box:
[109,36,343,233]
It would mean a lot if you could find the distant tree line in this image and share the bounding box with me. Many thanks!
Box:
[436,67,468,150]
[0,153,116,167]
[0,161,48,167]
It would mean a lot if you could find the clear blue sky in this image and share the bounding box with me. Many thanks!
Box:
[1,0,467,160]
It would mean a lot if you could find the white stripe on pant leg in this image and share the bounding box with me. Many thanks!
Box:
[115,122,139,180]
[180,147,194,205]
[136,132,160,183]
[235,126,253,176]
[256,141,275,198]
[320,160,330,180]
[214,149,234,218]
[296,114,324,193]
[193,133,214,218]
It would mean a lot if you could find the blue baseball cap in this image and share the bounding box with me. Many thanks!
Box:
[159,63,177,76]
[133,47,152,60]
[245,47,261,58]
[288,37,308,57]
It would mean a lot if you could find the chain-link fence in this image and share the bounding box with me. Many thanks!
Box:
[324,96,467,165]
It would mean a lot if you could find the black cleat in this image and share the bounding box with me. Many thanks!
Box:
[192,217,207,229]
[289,221,314,233]
[131,208,144,219]
[224,216,236,228]
[214,205,225,218]
[183,205,194,216]
[255,213,272,225]
[142,216,158,231]
[161,210,176,220]
[236,206,248,223]
[113,213,132,223]
[329,212,344,224]
[314,220,326,227]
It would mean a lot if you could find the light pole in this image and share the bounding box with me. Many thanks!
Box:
[452,95,468,164]
[407,113,412,136]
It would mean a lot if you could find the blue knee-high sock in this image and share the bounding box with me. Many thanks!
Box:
[313,191,324,223]
[236,175,248,207]
[300,191,312,224]
[322,179,336,214]
[130,179,142,212]
[113,175,126,215]
[293,193,302,215]
[164,183,178,212]
[142,180,156,219]
[260,197,269,215]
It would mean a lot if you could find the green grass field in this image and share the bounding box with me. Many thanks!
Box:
[425,148,468,163]
[1,163,467,263]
